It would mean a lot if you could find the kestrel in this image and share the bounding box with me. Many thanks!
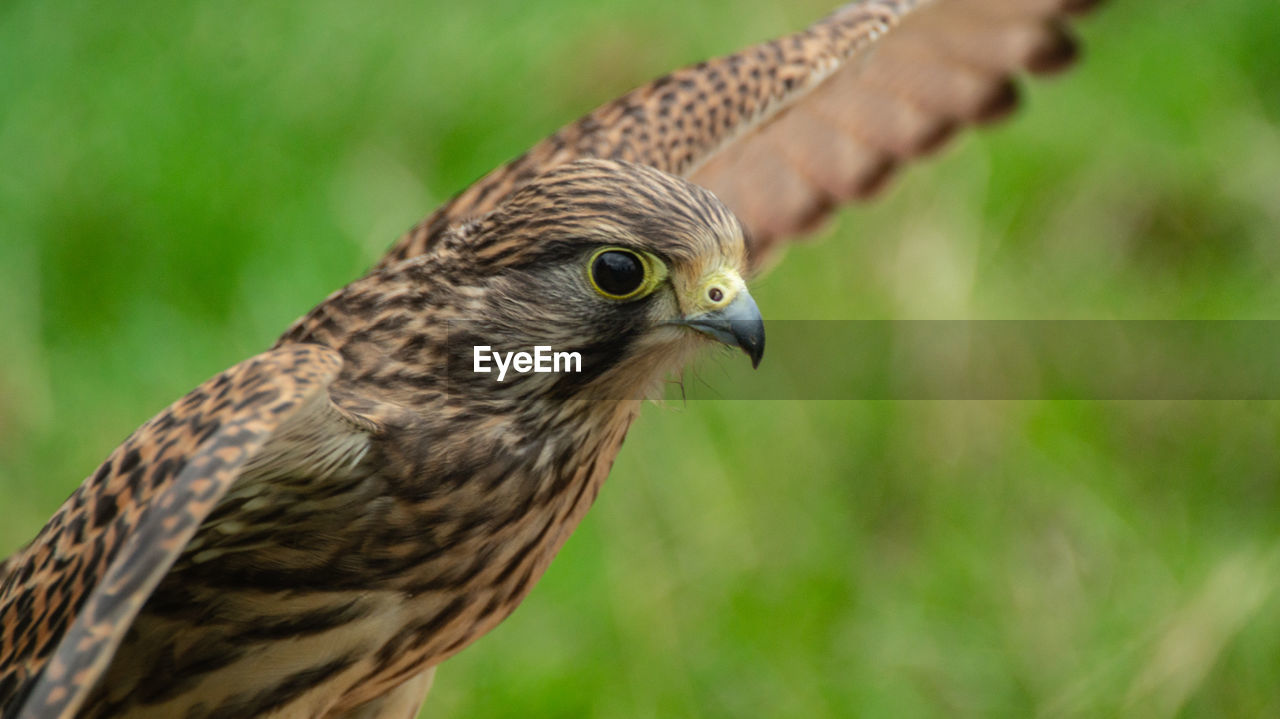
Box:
[0,1,1099,717]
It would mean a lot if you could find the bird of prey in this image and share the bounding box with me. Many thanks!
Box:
[0,1,1099,717]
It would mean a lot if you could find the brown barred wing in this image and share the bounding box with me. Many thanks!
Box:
[689,0,1099,272]
[377,0,1099,275]
[0,345,363,719]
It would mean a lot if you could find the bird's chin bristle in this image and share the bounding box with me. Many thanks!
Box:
[578,331,705,402]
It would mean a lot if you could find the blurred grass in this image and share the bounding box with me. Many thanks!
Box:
[2,1,1280,717]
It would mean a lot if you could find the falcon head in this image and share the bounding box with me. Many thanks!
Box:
[289,159,764,404]
[438,159,765,400]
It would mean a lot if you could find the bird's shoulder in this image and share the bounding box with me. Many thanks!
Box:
[0,343,397,718]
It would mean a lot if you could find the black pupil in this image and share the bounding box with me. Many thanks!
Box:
[592,251,645,296]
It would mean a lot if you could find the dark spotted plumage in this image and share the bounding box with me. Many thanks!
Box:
[0,2,1100,717]
[0,346,355,718]
[2,161,746,719]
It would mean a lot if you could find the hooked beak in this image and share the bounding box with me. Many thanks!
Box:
[674,289,766,368]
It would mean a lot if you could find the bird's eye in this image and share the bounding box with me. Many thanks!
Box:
[587,248,663,300]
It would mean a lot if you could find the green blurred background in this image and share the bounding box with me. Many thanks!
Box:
[2,1,1279,716]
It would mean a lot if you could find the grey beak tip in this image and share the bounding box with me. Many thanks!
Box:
[735,320,764,369]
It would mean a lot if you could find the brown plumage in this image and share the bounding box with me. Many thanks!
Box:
[2,161,751,718]
[0,2,1100,717]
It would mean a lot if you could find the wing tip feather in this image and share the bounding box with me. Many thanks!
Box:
[973,78,1020,124]
[1026,22,1081,75]
[1063,0,1105,15]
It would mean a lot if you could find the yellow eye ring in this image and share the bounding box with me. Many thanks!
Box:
[586,247,668,301]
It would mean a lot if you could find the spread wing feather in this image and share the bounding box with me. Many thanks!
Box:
[0,345,369,719]
[377,0,1099,275]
